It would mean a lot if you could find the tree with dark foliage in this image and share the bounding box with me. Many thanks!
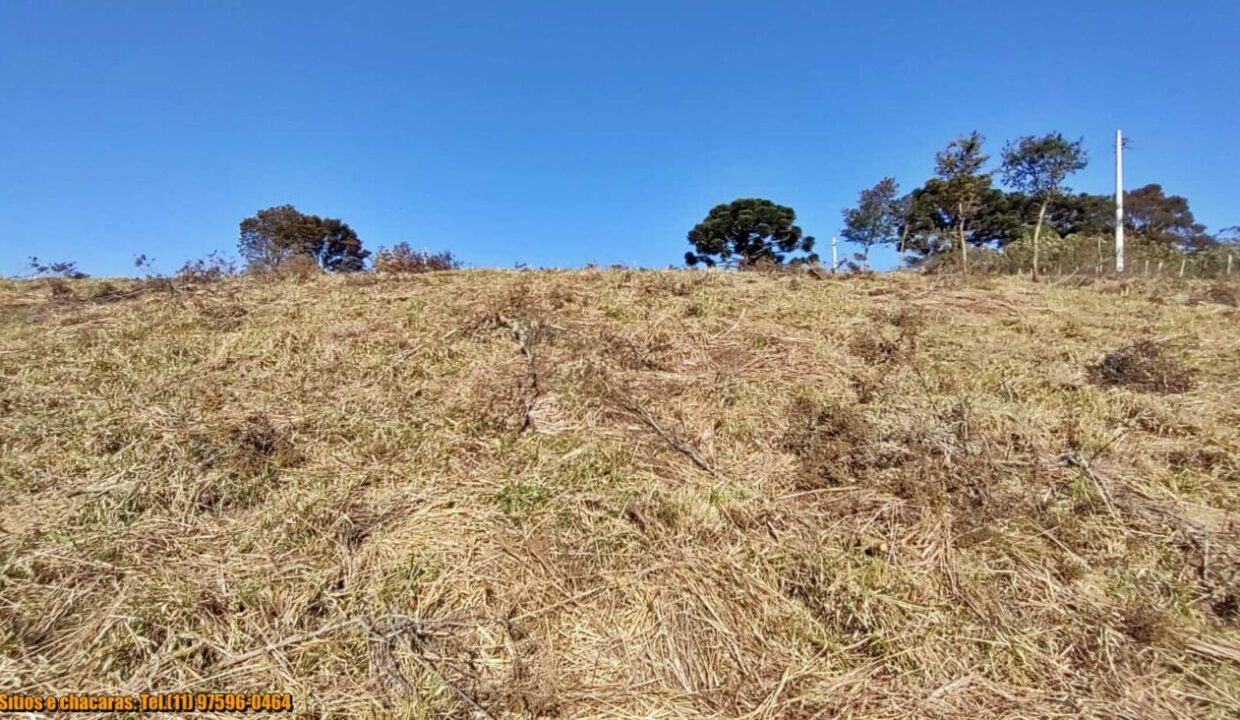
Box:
[238,205,370,272]
[1123,184,1213,252]
[841,178,902,268]
[1047,192,1113,237]
[972,188,1033,248]
[900,181,1024,260]
[1000,133,1088,280]
[899,183,952,258]
[685,198,817,268]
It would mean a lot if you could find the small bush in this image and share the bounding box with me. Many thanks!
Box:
[270,254,322,281]
[782,397,872,488]
[850,333,902,366]
[850,312,919,367]
[737,256,784,273]
[29,256,88,279]
[738,256,826,275]
[918,247,1010,275]
[176,251,238,283]
[374,243,461,274]
[225,413,303,476]
[1192,282,1239,308]
[88,281,125,302]
[45,278,76,299]
[1088,340,1193,394]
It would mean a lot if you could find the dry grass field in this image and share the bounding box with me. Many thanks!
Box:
[2,270,1239,718]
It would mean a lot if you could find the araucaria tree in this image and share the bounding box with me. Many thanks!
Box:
[238,205,370,272]
[1000,133,1088,280]
[841,177,902,268]
[934,132,991,272]
[685,198,817,268]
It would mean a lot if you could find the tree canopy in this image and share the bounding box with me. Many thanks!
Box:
[932,131,992,269]
[238,205,370,272]
[685,198,817,267]
[1000,133,1088,279]
[1046,192,1113,237]
[1123,184,1213,253]
[841,177,903,267]
[1000,134,1088,199]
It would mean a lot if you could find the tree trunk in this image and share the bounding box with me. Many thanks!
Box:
[1031,200,1048,282]
[957,203,968,274]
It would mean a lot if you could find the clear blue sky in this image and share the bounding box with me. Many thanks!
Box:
[2,1,1237,276]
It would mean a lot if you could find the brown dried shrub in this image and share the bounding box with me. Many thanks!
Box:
[851,309,921,366]
[176,251,239,283]
[225,413,304,475]
[1087,340,1193,394]
[1121,603,1168,645]
[782,397,871,488]
[850,333,902,366]
[374,243,461,274]
[271,254,322,281]
[1193,282,1239,307]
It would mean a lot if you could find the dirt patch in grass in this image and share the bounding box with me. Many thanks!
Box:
[782,397,874,488]
[225,412,304,474]
[1191,282,1240,308]
[1088,339,1194,394]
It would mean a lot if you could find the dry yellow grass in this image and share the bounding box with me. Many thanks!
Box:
[1,269,1239,718]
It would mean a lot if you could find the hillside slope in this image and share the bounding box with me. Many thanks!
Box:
[2,271,1239,718]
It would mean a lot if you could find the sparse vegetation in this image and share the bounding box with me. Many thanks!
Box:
[1,270,1238,718]
[176,250,239,282]
[374,243,462,274]
[28,256,88,279]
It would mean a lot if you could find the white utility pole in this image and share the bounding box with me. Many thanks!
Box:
[1115,129,1125,273]
[831,237,838,272]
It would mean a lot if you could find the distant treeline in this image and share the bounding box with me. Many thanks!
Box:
[686,131,1237,278]
[19,131,1238,280]
[843,131,1235,277]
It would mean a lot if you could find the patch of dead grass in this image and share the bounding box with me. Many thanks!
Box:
[1089,339,1194,394]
